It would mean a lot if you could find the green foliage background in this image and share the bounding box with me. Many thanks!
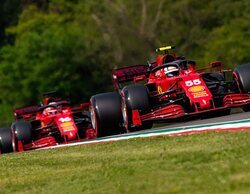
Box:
[0,0,249,123]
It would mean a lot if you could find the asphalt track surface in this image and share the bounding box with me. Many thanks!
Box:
[38,109,249,151]
[149,109,249,132]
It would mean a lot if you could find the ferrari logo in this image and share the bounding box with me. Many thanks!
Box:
[158,86,163,94]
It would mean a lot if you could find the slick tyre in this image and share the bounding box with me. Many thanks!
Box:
[11,121,32,144]
[203,72,226,95]
[0,128,15,154]
[242,105,250,112]
[121,85,152,131]
[90,92,123,137]
[234,64,250,93]
[234,64,250,112]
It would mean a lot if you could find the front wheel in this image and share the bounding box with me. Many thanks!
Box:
[234,64,250,93]
[121,85,152,131]
[234,64,250,112]
[11,121,32,144]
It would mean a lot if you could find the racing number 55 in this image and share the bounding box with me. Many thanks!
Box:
[185,79,201,86]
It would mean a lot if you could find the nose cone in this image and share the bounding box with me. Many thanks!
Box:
[199,99,211,110]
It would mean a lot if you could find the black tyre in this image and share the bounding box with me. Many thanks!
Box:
[210,72,225,81]
[242,105,250,112]
[121,85,152,131]
[203,72,231,111]
[0,128,14,154]
[203,72,226,95]
[234,64,250,93]
[214,109,231,117]
[234,64,250,112]
[11,121,32,144]
[90,92,123,137]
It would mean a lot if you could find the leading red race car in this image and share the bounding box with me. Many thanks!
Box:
[0,92,96,154]
[90,46,250,136]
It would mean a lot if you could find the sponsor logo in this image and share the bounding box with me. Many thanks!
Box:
[193,91,208,98]
[158,86,163,94]
[188,85,205,93]
[60,122,73,127]
[60,122,74,131]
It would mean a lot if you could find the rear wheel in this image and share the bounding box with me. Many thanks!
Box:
[215,109,231,117]
[234,64,250,112]
[90,92,123,137]
[203,72,227,106]
[242,105,250,112]
[203,73,235,116]
[0,128,15,154]
[121,85,152,131]
[11,121,32,144]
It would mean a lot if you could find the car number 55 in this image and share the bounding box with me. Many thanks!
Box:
[185,79,201,86]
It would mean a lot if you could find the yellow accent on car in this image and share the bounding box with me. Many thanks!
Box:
[156,46,175,52]
[193,91,208,98]
[188,86,205,93]
[158,86,163,94]
[60,122,73,128]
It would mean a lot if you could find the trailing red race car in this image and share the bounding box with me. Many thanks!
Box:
[90,46,250,136]
[0,92,95,154]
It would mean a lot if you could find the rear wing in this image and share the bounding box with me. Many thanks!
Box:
[14,105,40,119]
[112,65,149,90]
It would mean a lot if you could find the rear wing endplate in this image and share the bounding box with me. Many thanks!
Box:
[14,105,39,119]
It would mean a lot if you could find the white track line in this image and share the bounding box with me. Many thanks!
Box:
[38,118,250,150]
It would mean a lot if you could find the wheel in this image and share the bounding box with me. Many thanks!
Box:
[121,85,152,131]
[242,105,250,112]
[209,72,225,81]
[0,128,15,154]
[203,72,226,94]
[215,109,231,116]
[90,92,123,137]
[203,72,230,108]
[11,121,32,144]
[234,64,250,93]
[234,64,250,112]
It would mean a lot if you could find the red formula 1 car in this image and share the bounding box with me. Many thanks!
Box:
[90,46,250,136]
[0,92,95,154]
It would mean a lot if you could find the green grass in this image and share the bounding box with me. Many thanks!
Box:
[0,131,249,194]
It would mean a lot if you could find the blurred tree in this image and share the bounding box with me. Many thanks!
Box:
[89,0,167,65]
[203,18,250,68]
[0,0,249,123]
[0,2,113,121]
[0,0,21,46]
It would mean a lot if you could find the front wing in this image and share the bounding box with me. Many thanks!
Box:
[132,94,250,124]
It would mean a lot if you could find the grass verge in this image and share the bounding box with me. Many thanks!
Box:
[0,131,249,194]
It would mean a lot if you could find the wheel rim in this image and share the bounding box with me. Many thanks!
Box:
[90,105,96,130]
[121,99,129,130]
[11,128,16,152]
[90,104,98,138]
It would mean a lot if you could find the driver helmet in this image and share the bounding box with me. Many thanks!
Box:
[164,66,179,77]
[43,102,57,116]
